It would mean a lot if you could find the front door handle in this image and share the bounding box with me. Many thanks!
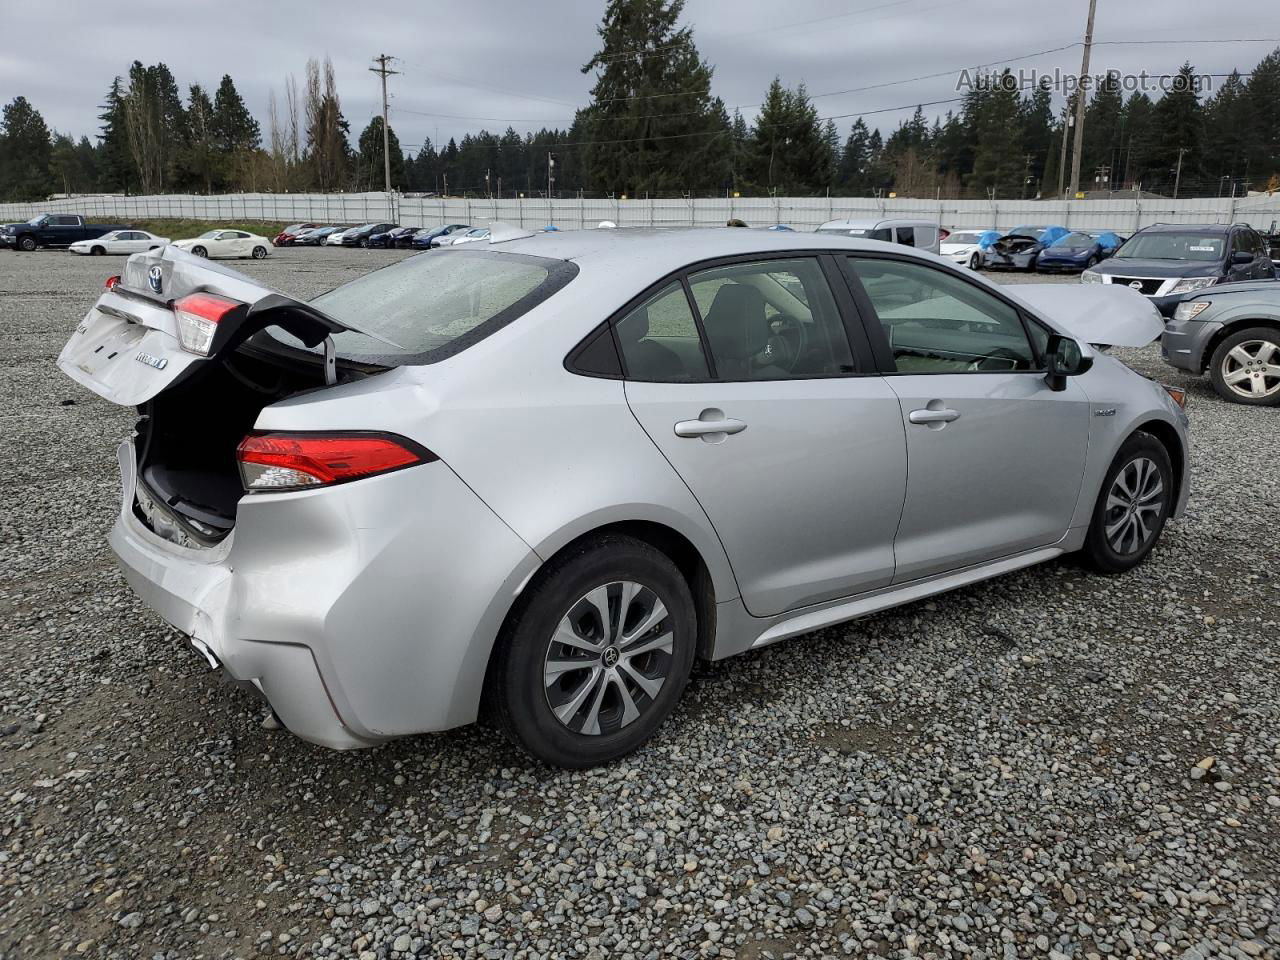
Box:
[908,407,961,425]
[674,408,747,440]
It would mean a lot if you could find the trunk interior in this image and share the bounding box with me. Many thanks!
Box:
[134,342,328,543]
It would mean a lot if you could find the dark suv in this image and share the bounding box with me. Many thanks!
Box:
[1082,222,1276,315]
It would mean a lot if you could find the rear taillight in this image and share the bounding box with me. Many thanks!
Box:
[174,292,243,356]
[105,275,121,290]
[236,432,435,492]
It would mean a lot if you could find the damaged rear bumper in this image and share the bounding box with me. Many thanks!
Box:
[108,439,541,750]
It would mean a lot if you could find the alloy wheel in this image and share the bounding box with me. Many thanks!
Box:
[543,581,674,736]
[1219,339,1280,400]
[1103,457,1165,555]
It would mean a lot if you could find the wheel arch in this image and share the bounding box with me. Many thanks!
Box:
[1198,314,1280,373]
[1133,418,1185,511]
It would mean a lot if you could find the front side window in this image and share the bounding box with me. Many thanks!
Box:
[615,282,710,381]
[847,257,1037,373]
[687,258,855,380]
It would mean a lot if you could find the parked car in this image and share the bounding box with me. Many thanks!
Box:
[68,229,169,256]
[411,224,470,249]
[325,228,353,246]
[293,226,341,246]
[171,229,271,260]
[815,218,942,254]
[981,225,1070,271]
[1,213,131,251]
[1083,222,1277,315]
[445,227,491,246]
[367,226,417,249]
[272,223,318,247]
[56,232,1188,766]
[940,229,1000,270]
[1035,230,1124,273]
[342,223,397,247]
[1161,281,1280,405]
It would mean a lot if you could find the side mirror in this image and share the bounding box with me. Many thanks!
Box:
[1231,251,1254,265]
[1044,335,1092,391]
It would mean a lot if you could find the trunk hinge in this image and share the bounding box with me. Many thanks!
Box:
[322,335,337,386]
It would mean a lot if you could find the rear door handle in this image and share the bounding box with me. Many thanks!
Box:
[908,407,961,424]
[674,409,747,439]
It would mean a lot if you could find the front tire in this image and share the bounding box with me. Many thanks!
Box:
[90,246,105,256]
[191,245,207,258]
[1207,326,1280,406]
[1082,432,1173,573]
[969,252,981,270]
[252,245,267,259]
[18,236,37,252]
[487,535,697,768]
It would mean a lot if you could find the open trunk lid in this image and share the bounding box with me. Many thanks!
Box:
[58,245,392,406]
[1005,283,1165,348]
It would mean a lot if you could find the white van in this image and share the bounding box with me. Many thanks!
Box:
[815,218,941,255]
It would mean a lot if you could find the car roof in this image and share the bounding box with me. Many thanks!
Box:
[818,218,935,229]
[1141,222,1231,233]
[485,226,940,274]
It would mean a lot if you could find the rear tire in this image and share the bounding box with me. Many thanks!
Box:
[1207,326,1280,406]
[252,245,267,259]
[487,535,697,768]
[1082,432,1173,573]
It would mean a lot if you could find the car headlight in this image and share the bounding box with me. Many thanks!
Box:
[1168,276,1217,295]
[1081,270,1103,284]
[1173,301,1212,321]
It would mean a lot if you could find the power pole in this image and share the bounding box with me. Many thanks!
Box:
[1057,102,1073,199]
[1067,0,1097,199]
[369,54,400,200]
[1173,147,1188,199]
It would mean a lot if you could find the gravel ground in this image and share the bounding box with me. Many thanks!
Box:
[1,246,1278,960]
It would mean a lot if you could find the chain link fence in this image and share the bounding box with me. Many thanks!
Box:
[3,192,1279,233]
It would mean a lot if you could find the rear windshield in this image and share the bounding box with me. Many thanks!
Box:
[272,248,576,364]
[1114,231,1225,261]
[817,226,892,241]
[947,232,983,244]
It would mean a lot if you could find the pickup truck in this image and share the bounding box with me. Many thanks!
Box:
[1,214,132,251]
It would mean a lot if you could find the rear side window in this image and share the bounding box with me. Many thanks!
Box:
[283,249,577,364]
[615,282,710,381]
[895,227,916,247]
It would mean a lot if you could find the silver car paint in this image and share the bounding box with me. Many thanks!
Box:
[62,229,1190,750]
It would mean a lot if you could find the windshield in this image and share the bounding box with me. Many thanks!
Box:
[1007,225,1047,240]
[197,230,220,239]
[1114,232,1226,261]
[946,232,982,244]
[26,216,47,225]
[270,249,577,364]
[1053,232,1095,249]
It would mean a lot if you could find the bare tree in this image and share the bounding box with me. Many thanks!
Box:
[304,57,347,190]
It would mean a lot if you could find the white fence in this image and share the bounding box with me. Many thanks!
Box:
[3,192,1279,234]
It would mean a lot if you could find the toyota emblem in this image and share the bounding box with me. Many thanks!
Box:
[148,265,163,294]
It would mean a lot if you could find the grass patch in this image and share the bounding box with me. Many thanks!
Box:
[120,219,308,240]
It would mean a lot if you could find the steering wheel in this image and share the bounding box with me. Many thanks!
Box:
[755,313,807,373]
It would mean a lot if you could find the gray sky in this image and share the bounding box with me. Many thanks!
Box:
[2,0,1273,153]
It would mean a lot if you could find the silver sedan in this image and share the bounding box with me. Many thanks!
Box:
[58,229,1189,767]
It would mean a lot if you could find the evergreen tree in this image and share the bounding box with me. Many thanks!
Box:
[96,77,132,192]
[838,118,871,193]
[1150,63,1205,195]
[578,0,728,195]
[354,116,406,191]
[1242,48,1280,189]
[183,83,217,192]
[1019,83,1055,195]
[211,75,261,189]
[1203,71,1250,192]
[966,70,1022,198]
[1082,71,1124,188]
[747,79,831,193]
[304,57,348,191]
[1120,92,1157,187]
[0,97,54,200]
